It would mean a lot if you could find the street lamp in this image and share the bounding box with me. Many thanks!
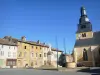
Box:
[55,36,58,70]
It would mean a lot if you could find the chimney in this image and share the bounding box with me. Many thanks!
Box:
[9,36,12,42]
[21,36,26,41]
[4,36,12,41]
[4,36,11,39]
[37,40,40,44]
[43,42,46,45]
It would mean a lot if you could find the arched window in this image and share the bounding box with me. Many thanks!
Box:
[98,48,100,55]
[81,25,86,29]
[83,48,88,61]
[82,33,86,37]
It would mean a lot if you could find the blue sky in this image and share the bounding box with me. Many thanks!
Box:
[0,0,100,54]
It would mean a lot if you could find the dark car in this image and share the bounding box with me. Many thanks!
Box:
[77,62,85,67]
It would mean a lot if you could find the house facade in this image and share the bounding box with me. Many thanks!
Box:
[74,6,100,67]
[47,47,63,67]
[3,36,59,68]
[0,38,17,68]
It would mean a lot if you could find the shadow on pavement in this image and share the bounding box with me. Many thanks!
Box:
[77,68,100,75]
[33,68,58,71]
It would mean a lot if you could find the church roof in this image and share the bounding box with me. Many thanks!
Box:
[74,38,94,47]
[74,31,100,47]
[93,31,100,45]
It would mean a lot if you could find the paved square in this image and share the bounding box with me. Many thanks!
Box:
[0,69,91,75]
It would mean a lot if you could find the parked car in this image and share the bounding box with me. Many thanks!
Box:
[77,62,85,67]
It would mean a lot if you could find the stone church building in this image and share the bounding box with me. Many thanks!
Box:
[74,6,100,67]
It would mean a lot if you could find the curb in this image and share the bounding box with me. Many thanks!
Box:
[58,67,90,72]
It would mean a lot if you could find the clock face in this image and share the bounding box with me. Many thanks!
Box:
[78,34,81,39]
[85,17,89,22]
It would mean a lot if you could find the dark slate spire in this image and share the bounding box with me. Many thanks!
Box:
[79,6,90,24]
[81,6,87,16]
[76,6,92,33]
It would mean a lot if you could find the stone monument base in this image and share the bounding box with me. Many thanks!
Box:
[66,62,76,68]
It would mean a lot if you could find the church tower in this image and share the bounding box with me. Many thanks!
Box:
[76,6,93,40]
[74,6,93,67]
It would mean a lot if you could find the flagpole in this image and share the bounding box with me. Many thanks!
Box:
[55,36,58,70]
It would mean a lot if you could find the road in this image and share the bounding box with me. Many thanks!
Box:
[0,69,91,75]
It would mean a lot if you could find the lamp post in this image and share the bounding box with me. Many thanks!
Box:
[55,36,58,70]
[63,38,67,66]
[63,38,66,55]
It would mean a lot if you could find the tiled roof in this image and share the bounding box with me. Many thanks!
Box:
[0,38,17,46]
[93,31,100,45]
[74,38,94,47]
[3,36,62,51]
[51,48,63,52]
[3,36,49,47]
[27,41,49,47]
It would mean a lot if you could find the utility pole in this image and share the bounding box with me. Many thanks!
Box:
[63,38,66,55]
[63,38,67,66]
[55,36,58,70]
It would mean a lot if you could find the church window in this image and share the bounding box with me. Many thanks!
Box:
[81,25,86,29]
[99,48,100,55]
[82,33,86,37]
[83,48,88,61]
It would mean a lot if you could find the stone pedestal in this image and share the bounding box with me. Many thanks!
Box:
[66,62,76,68]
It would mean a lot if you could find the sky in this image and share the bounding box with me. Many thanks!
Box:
[0,0,100,54]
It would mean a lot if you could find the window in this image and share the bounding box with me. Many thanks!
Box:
[36,53,37,57]
[83,48,88,61]
[32,46,33,48]
[0,51,4,56]
[82,33,86,37]
[7,60,16,66]
[40,47,42,50]
[24,52,26,57]
[31,53,34,57]
[8,52,11,57]
[35,62,37,65]
[2,45,3,48]
[40,54,42,57]
[24,46,26,49]
[44,61,46,65]
[13,52,16,57]
[99,48,100,55]
[44,53,46,57]
[14,47,15,50]
[9,46,10,49]
[12,61,16,66]
[81,25,86,29]
[36,47,38,49]
[31,62,33,66]
[18,52,22,57]
[7,61,12,66]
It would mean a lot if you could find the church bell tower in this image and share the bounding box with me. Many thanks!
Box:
[76,6,93,40]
